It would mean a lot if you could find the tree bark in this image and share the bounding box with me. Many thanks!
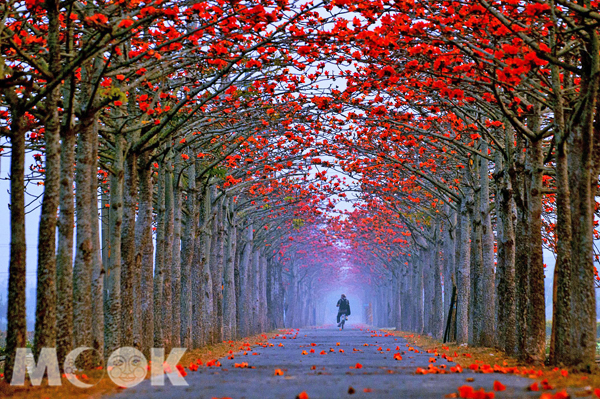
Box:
[5,108,27,383]
[90,128,104,365]
[252,249,261,331]
[433,237,444,339]
[456,195,471,344]
[480,143,496,348]
[234,227,242,336]
[191,183,207,348]
[422,250,433,334]
[180,160,196,348]
[34,0,61,359]
[566,125,598,365]
[194,183,213,347]
[275,262,285,328]
[512,134,530,360]
[73,118,96,367]
[563,29,599,369]
[469,166,483,345]
[494,149,517,355]
[407,263,415,330]
[260,254,268,331]
[120,148,138,347]
[442,204,456,332]
[191,227,204,348]
[56,125,76,366]
[105,134,125,355]
[101,183,110,279]
[162,163,174,351]
[414,257,424,334]
[153,162,166,348]
[210,193,225,343]
[525,135,546,364]
[223,198,237,340]
[135,154,153,355]
[549,52,573,365]
[392,267,400,330]
[400,265,410,331]
[267,258,275,330]
[239,224,253,336]
[171,163,183,348]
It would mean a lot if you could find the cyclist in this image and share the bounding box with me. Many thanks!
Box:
[336,294,351,327]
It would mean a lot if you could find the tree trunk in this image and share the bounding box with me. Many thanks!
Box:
[469,168,483,346]
[549,57,573,365]
[195,183,213,347]
[433,238,444,339]
[512,134,530,360]
[414,258,424,334]
[191,226,204,348]
[422,250,433,334]
[252,250,261,331]
[443,204,456,332]
[136,154,154,355]
[267,258,275,329]
[560,32,600,369]
[223,198,237,340]
[525,136,546,364]
[408,267,413,331]
[456,195,471,344]
[73,118,96,367]
[239,224,253,336]
[34,0,61,359]
[392,268,400,330]
[56,126,76,367]
[275,262,285,328]
[101,183,110,279]
[260,254,268,331]
[105,134,125,355]
[120,148,138,347]
[494,150,517,355]
[400,265,410,331]
[180,160,196,348]
[566,118,598,366]
[209,193,225,343]
[171,163,183,348]
[90,127,104,365]
[162,163,174,351]
[480,143,496,348]
[153,162,166,348]
[191,184,209,348]
[234,228,242,336]
[5,110,27,383]
[454,197,463,332]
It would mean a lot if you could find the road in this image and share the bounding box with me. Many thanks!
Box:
[108,326,547,399]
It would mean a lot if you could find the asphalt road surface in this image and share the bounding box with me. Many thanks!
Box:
[108,326,550,399]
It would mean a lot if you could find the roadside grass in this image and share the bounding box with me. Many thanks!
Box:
[179,331,277,368]
[0,331,276,399]
[383,329,600,395]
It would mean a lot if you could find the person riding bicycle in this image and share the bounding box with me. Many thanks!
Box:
[336,294,351,327]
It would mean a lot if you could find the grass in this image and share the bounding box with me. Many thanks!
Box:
[178,332,277,368]
[385,330,521,370]
[0,369,122,399]
[0,331,277,399]
[383,329,600,395]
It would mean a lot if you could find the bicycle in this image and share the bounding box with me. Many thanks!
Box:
[338,312,348,330]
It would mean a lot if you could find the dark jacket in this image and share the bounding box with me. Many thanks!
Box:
[337,298,351,315]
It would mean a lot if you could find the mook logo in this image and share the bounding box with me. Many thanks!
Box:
[10,347,188,388]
